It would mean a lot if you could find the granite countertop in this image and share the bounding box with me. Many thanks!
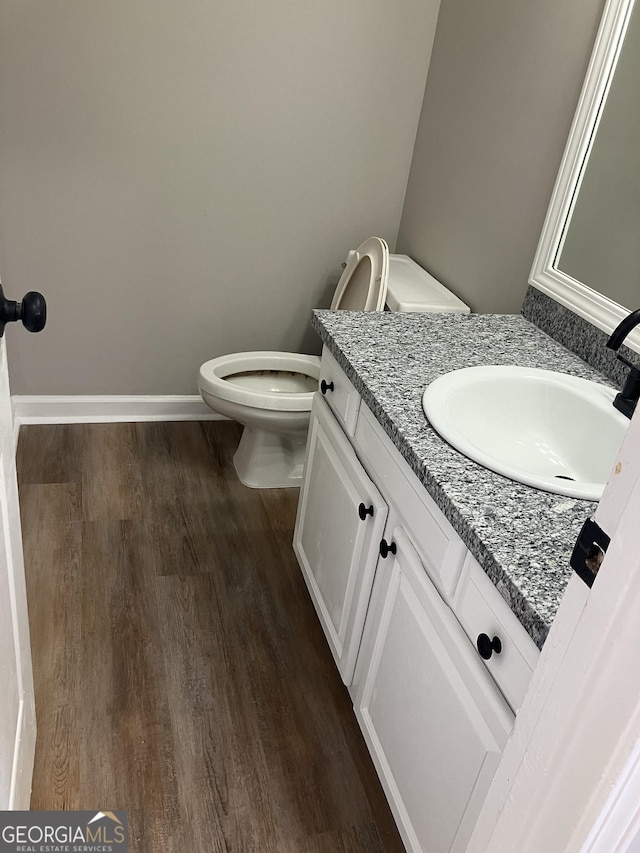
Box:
[311,310,615,650]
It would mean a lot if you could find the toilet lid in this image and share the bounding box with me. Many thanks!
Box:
[330,236,389,311]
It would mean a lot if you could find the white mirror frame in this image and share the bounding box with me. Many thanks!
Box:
[529,0,639,354]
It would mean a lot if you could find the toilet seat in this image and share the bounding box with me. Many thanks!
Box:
[198,351,321,412]
[197,236,392,487]
[330,236,389,311]
[199,237,389,417]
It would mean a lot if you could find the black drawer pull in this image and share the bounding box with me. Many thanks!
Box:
[476,633,502,660]
[379,539,397,559]
[320,379,334,395]
[358,503,374,521]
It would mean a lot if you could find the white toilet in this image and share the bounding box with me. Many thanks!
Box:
[198,237,469,488]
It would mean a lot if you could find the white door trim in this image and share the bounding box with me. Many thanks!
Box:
[0,339,36,809]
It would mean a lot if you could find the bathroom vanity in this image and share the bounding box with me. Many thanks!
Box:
[293,309,613,852]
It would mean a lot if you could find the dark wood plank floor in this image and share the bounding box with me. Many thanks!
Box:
[17,421,404,853]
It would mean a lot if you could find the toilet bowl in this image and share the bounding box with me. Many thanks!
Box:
[198,237,470,488]
[199,351,321,488]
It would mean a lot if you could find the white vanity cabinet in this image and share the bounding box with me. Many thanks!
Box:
[352,522,513,853]
[293,393,388,684]
[294,347,539,852]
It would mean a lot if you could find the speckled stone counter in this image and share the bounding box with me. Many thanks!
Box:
[312,310,615,649]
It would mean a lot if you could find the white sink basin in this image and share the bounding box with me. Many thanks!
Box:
[422,366,628,500]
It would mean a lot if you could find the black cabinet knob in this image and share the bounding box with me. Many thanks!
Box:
[379,539,397,559]
[476,633,502,660]
[320,379,334,395]
[358,502,374,521]
[0,285,47,336]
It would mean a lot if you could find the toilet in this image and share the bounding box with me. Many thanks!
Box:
[198,237,470,488]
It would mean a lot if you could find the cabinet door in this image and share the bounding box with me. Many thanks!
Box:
[294,396,387,684]
[353,526,513,853]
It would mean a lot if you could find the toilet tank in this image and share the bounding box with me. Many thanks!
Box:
[386,254,470,314]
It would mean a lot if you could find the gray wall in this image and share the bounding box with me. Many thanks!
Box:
[0,0,440,395]
[397,0,605,314]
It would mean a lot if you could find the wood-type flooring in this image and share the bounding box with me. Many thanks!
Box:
[17,421,404,852]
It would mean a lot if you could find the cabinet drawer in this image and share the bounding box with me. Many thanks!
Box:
[319,347,361,436]
[454,553,540,712]
[354,404,466,599]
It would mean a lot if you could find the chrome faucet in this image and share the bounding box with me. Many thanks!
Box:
[606,308,640,419]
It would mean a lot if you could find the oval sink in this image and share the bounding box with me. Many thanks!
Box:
[422,366,628,500]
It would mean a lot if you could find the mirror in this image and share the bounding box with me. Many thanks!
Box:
[557,1,640,309]
[529,0,640,353]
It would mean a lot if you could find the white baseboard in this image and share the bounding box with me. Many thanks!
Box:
[12,395,228,443]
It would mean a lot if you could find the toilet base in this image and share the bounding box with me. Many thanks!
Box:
[233,425,308,489]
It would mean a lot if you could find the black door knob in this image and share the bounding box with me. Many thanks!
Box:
[320,379,334,395]
[0,285,47,336]
[379,538,397,558]
[358,502,374,521]
[476,633,502,660]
